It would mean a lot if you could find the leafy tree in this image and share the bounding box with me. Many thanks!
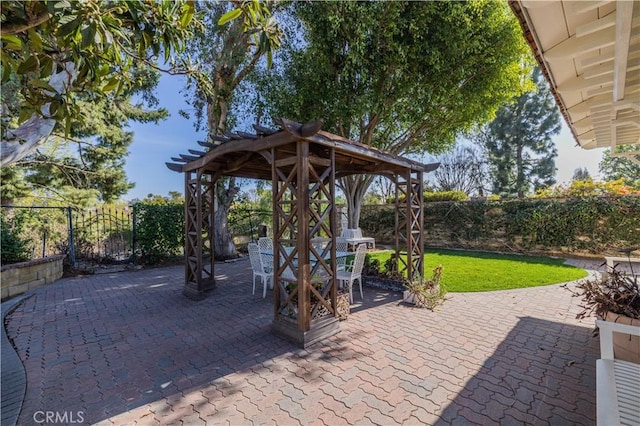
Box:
[137,191,185,206]
[572,167,591,182]
[257,0,533,226]
[432,145,488,197]
[1,0,205,166]
[478,67,561,198]
[181,1,282,260]
[1,68,168,205]
[599,145,640,188]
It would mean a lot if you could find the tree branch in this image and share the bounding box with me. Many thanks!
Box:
[1,63,77,167]
[231,48,262,90]
[0,11,50,35]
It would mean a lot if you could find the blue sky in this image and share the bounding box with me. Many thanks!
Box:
[124,74,606,202]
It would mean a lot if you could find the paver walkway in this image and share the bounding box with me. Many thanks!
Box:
[3,258,602,425]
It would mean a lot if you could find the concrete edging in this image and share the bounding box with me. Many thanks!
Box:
[1,295,31,426]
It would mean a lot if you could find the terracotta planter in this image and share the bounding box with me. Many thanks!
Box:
[604,311,640,364]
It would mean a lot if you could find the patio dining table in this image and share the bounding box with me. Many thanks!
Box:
[259,246,354,266]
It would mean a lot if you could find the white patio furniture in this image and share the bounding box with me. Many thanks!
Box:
[337,244,367,303]
[603,256,640,278]
[248,243,273,298]
[340,228,375,250]
[258,237,273,252]
[595,319,640,426]
[336,239,348,271]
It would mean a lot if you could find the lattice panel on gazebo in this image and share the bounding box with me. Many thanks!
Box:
[273,153,299,319]
[272,143,337,329]
[306,154,336,321]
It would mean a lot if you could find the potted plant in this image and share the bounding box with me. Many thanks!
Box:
[566,263,640,363]
[403,265,446,309]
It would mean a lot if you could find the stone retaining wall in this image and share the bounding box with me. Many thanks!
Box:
[1,255,65,300]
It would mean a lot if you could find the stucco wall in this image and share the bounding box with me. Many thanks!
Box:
[1,255,65,300]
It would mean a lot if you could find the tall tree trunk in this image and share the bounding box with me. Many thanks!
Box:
[208,94,239,259]
[516,143,525,199]
[213,177,239,259]
[340,174,375,228]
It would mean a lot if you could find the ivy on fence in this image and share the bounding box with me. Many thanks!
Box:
[360,196,640,254]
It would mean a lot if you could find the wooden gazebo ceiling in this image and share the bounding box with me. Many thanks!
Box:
[166,118,439,180]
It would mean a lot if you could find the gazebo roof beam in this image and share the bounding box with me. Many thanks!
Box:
[182,130,295,172]
[211,135,231,143]
[179,154,200,161]
[236,131,258,140]
[166,163,183,172]
[224,131,245,140]
[197,140,216,149]
[253,124,279,135]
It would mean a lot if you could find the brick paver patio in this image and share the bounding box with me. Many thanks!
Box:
[3,258,600,425]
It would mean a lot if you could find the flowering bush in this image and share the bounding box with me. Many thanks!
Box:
[535,179,640,198]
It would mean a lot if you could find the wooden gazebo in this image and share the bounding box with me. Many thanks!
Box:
[167,119,439,347]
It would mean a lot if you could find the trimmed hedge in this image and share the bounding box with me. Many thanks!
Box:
[360,196,640,255]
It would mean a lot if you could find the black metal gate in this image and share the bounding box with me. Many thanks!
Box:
[1,205,133,266]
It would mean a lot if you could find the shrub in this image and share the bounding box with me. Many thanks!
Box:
[1,212,31,265]
[133,203,184,264]
[423,190,468,202]
[385,190,468,204]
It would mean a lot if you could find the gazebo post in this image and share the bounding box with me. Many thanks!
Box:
[271,140,340,347]
[297,141,311,331]
[183,169,215,300]
[394,170,425,283]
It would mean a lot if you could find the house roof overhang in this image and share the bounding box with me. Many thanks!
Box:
[166,119,439,181]
[509,0,639,163]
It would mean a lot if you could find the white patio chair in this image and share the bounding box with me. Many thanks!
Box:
[257,237,274,271]
[336,238,348,271]
[248,243,273,298]
[337,244,367,303]
[258,237,273,252]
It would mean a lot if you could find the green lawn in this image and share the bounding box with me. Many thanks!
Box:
[366,249,588,292]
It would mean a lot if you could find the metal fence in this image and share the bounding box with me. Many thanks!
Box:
[72,207,133,264]
[1,204,276,266]
[1,205,133,266]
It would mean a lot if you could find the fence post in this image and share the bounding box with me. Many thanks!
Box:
[131,204,137,264]
[67,207,76,267]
